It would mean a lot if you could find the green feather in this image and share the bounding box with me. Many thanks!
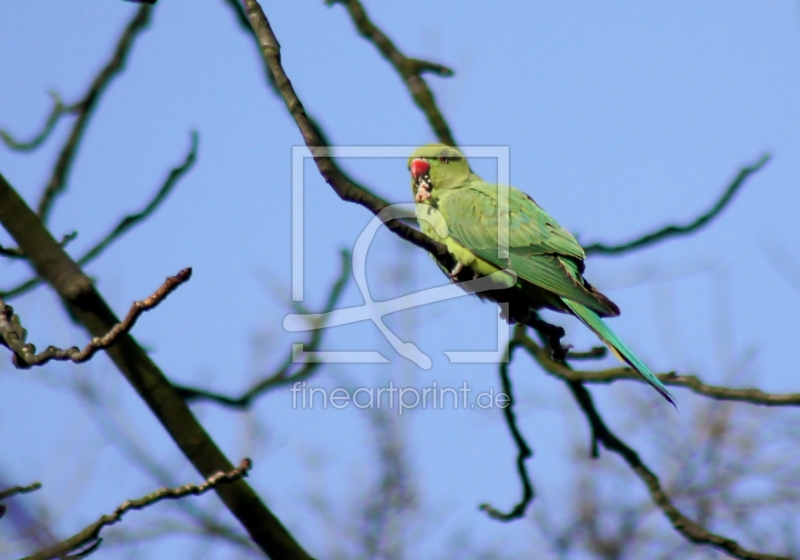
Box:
[562,299,676,407]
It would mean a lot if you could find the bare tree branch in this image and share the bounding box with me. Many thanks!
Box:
[2,132,198,300]
[0,268,191,369]
[479,339,535,521]
[566,346,607,361]
[564,379,788,560]
[20,459,252,560]
[175,248,351,408]
[0,92,78,152]
[0,482,41,503]
[71,378,259,554]
[242,0,454,272]
[0,482,41,521]
[0,231,77,260]
[36,4,154,223]
[583,153,771,256]
[220,0,406,210]
[326,0,457,146]
[521,323,788,560]
[0,172,313,559]
[519,332,800,407]
[76,131,198,267]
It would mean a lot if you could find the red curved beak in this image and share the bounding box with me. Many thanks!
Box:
[410,158,430,180]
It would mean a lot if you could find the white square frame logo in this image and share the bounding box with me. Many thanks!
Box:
[283,145,514,369]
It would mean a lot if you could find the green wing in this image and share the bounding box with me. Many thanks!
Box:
[437,181,617,316]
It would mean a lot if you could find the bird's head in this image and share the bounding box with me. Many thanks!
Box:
[407,144,471,203]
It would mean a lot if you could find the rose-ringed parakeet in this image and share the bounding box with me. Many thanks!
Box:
[407,143,674,405]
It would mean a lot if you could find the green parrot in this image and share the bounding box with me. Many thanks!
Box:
[407,143,674,405]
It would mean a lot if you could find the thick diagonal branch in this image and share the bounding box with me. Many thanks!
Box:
[583,153,771,256]
[327,0,456,146]
[21,460,252,560]
[0,231,76,260]
[0,173,313,559]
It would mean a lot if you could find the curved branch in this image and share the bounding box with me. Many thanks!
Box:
[520,333,800,407]
[36,4,154,223]
[175,248,352,408]
[220,0,395,206]
[21,459,252,560]
[564,379,787,560]
[479,339,535,521]
[243,0,454,271]
[519,325,789,560]
[583,153,771,256]
[327,0,456,146]
[0,268,191,369]
[0,92,78,152]
[2,132,198,300]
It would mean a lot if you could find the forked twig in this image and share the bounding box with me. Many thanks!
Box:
[0,269,191,369]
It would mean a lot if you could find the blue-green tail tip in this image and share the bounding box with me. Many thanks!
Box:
[563,300,677,408]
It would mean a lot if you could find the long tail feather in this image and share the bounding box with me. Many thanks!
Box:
[562,299,676,407]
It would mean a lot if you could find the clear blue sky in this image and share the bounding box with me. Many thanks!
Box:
[1,1,798,558]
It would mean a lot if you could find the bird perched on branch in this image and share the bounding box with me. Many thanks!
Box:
[408,143,674,405]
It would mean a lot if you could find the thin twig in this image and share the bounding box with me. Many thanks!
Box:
[0,92,78,152]
[479,339,535,521]
[583,154,771,256]
[566,346,607,360]
[20,459,252,560]
[0,482,42,503]
[242,0,454,270]
[518,333,800,407]
[327,0,456,146]
[175,249,351,407]
[521,323,788,560]
[2,132,198,300]
[0,482,41,522]
[0,231,77,260]
[78,132,198,266]
[36,4,154,223]
[0,268,191,369]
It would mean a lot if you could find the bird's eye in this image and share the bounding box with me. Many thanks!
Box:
[439,157,450,164]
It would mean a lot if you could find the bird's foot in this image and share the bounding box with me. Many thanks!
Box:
[552,342,572,361]
[527,314,570,361]
[447,262,465,281]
